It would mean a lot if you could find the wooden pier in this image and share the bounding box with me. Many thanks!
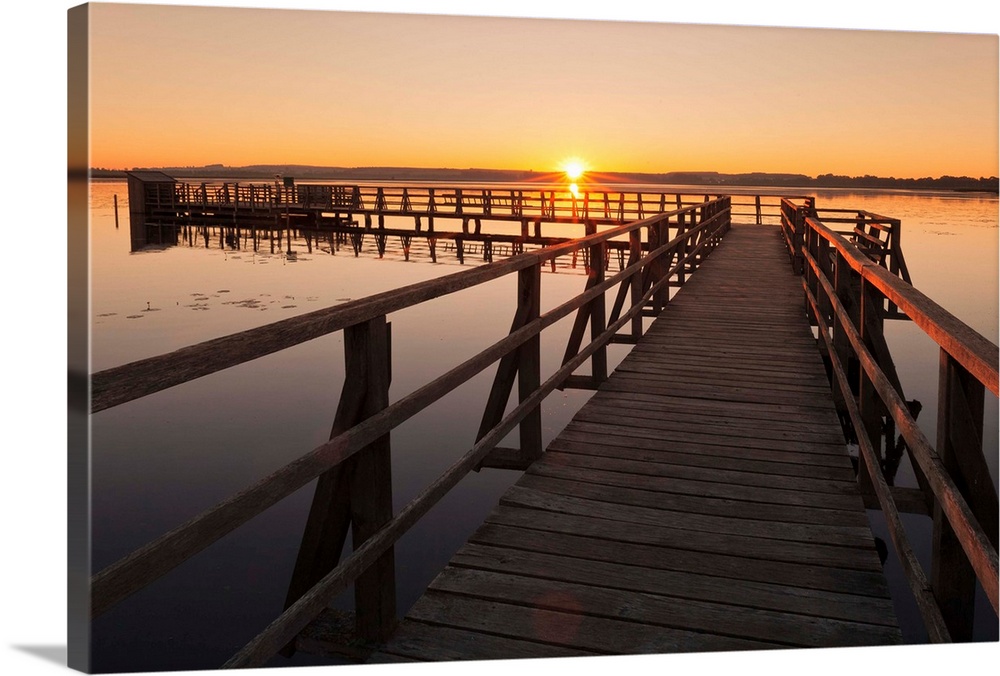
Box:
[348,223,903,660]
[82,189,998,669]
[124,173,796,264]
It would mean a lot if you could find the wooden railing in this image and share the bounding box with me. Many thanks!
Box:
[145,180,752,224]
[730,194,801,225]
[141,180,814,232]
[90,197,732,667]
[780,198,912,284]
[792,213,998,642]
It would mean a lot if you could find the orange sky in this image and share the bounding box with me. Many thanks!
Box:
[85,2,999,178]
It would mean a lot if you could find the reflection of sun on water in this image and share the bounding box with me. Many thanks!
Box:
[562,158,586,199]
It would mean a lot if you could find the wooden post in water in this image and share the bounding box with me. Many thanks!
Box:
[932,351,994,641]
[281,316,396,653]
[589,227,608,384]
[114,194,119,229]
[856,277,884,497]
[654,219,670,309]
[833,253,864,466]
[476,261,543,470]
[791,206,805,275]
[518,262,543,461]
[629,228,643,339]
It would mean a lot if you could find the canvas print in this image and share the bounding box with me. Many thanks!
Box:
[67,2,999,673]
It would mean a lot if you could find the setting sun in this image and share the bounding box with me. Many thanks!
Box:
[562,159,586,181]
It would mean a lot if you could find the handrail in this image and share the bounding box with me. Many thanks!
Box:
[90,198,732,664]
[781,197,912,286]
[794,213,998,641]
[806,217,997,394]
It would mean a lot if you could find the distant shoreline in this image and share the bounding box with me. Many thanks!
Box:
[86,166,1000,194]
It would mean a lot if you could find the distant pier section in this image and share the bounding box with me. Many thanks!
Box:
[126,172,795,264]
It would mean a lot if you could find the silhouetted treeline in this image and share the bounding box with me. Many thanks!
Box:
[811,173,998,191]
[88,165,999,192]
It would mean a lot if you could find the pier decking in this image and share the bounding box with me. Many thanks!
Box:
[352,223,902,661]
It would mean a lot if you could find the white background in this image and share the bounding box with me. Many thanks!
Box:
[2,2,998,675]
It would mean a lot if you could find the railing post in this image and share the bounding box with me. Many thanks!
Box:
[791,207,805,275]
[804,223,819,327]
[856,277,884,497]
[629,228,643,339]
[671,213,686,291]
[282,316,396,651]
[588,228,608,383]
[833,251,860,422]
[932,350,993,641]
[349,317,395,643]
[518,262,543,460]
[476,261,543,469]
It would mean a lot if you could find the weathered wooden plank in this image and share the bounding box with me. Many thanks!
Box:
[376,617,599,661]
[404,590,779,654]
[618,345,827,368]
[451,541,896,625]
[573,403,845,445]
[516,473,869,527]
[577,395,842,433]
[547,435,857,481]
[632,336,825,358]
[614,355,832,385]
[607,370,836,397]
[533,454,862,508]
[501,484,875,547]
[641,322,817,342]
[645,308,814,324]
[562,418,849,456]
[616,356,829,383]
[654,301,806,315]
[427,568,902,648]
[482,507,888,579]
[600,376,839,409]
[591,389,844,426]
[625,350,829,373]
[553,427,856,473]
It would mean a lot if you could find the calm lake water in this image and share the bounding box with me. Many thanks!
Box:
[86,179,998,672]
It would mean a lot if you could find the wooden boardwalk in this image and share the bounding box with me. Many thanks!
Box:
[362,223,902,661]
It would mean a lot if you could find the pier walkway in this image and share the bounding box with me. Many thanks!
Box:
[352,223,903,660]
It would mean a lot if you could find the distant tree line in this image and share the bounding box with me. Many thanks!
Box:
[811,173,999,191]
[87,166,1000,192]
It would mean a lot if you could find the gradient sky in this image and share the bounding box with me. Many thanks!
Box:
[86,2,999,178]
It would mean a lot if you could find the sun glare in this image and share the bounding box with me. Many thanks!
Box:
[563,159,586,181]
